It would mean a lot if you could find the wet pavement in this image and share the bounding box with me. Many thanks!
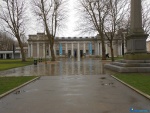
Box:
[0,58,106,76]
[0,58,150,113]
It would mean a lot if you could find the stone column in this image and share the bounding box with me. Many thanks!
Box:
[43,43,45,58]
[105,43,108,54]
[28,44,30,58]
[37,42,39,58]
[126,0,148,54]
[12,52,15,59]
[65,43,68,55]
[54,44,56,56]
[120,43,122,56]
[4,54,6,59]
[130,0,143,33]
[31,43,33,57]
[83,43,86,54]
[100,43,102,56]
[49,44,51,57]
[97,42,99,55]
[71,43,74,57]
[77,42,80,61]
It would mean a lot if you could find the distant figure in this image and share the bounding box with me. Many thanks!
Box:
[106,53,109,58]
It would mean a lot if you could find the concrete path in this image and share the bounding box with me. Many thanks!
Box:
[0,59,150,113]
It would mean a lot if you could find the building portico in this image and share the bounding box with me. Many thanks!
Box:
[27,33,123,59]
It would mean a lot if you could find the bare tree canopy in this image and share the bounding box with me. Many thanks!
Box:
[142,0,150,35]
[78,0,111,60]
[0,0,28,61]
[103,0,129,61]
[32,0,67,61]
[0,31,15,51]
[78,0,129,60]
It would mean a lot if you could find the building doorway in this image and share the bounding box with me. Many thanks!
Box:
[68,50,71,58]
[80,50,83,58]
[74,49,77,58]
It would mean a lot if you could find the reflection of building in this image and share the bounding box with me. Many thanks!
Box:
[27,33,124,58]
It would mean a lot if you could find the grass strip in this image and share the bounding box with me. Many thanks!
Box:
[0,76,36,95]
[114,73,150,96]
[0,59,34,71]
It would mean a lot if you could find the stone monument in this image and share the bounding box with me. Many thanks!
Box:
[105,0,150,72]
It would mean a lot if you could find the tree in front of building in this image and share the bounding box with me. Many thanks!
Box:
[78,0,108,60]
[32,0,67,61]
[0,0,27,62]
[104,0,129,61]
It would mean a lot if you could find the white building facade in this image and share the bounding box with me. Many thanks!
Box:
[27,33,124,58]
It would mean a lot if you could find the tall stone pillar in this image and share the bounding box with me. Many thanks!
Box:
[105,0,150,73]
[126,0,148,55]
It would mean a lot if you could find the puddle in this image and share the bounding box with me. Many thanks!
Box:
[0,58,111,76]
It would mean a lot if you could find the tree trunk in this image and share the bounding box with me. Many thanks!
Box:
[50,42,55,61]
[110,42,114,62]
[99,32,106,60]
[16,35,26,62]
[101,39,106,60]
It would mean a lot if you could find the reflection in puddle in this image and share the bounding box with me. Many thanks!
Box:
[0,58,109,76]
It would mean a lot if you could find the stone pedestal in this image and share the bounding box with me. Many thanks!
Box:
[104,0,150,73]
[126,34,148,54]
[105,60,150,73]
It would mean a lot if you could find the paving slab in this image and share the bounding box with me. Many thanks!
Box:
[0,75,150,113]
[0,58,150,113]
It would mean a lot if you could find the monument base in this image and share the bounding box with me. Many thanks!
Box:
[104,59,150,73]
[124,53,150,60]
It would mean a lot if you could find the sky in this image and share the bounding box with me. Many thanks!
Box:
[1,0,150,39]
[27,0,79,37]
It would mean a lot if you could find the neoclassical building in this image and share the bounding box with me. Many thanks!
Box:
[27,33,124,58]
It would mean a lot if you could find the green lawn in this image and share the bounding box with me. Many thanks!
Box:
[114,73,150,95]
[0,76,36,95]
[0,59,34,71]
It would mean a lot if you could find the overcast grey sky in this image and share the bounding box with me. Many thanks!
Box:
[1,0,150,39]
[27,0,79,37]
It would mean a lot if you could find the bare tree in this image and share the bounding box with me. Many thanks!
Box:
[78,0,110,60]
[104,0,129,61]
[0,0,27,61]
[142,0,150,35]
[32,0,67,61]
[0,31,15,51]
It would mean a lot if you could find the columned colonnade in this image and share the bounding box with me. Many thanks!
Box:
[27,37,123,58]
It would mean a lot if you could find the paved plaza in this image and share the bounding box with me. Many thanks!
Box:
[0,59,150,113]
